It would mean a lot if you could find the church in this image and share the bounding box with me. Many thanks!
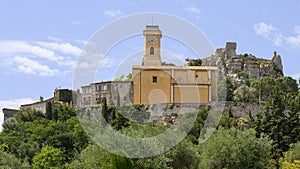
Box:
[132,25,218,104]
[80,25,218,106]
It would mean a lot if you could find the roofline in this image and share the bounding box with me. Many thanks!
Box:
[2,108,19,112]
[81,81,132,88]
[132,65,218,70]
[20,97,54,107]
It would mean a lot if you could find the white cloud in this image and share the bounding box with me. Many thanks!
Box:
[101,58,116,68]
[13,56,59,76]
[0,41,63,61]
[294,26,300,34]
[286,36,300,48]
[254,22,300,48]
[185,6,201,18]
[48,36,62,42]
[0,98,35,110]
[285,26,300,48]
[0,40,81,76]
[0,40,63,61]
[103,9,122,17]
[36,41,81,56]
[75,40,88,45]
[254,22,277,38]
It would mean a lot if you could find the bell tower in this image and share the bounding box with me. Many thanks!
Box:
[143,25,162,66]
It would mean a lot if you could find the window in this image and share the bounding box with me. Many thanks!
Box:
[124,84,128,89]
[101,85,107,90]
[150,47,154,55]
[114,84,119,90]
[152,76,158,83]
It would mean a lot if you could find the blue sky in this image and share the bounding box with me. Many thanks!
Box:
[1,0,300,125]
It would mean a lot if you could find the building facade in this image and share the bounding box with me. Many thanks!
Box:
[132,66,218,104]
[2,108,19,121]
[132,25,218,104]
[80,25,218,106]
[20,89,74,113]
[80,81,133,106]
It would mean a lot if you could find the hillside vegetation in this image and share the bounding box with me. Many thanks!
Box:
[0,76,299,169]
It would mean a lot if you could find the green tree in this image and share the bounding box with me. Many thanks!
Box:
[2,118,19,133]
[251,89,300,162]
[198,128,273,169]
[56,104,76,122]
[46,101,53,120]
[251,77,276,102]
[114,73,132,81]
[32,146,65,169]
[70,144,133,169]
[218,77,235,101]
[69,144,106,169]
[15,109,45,122]
[280,142,300,168]
[218,106,237,129]
[102,154,134,169]
[101,97,109,122]
[233,84,257,103]
[186,106,209,144]
[0,108,88,165]
[162,62,176,66]
[0,150,30,169]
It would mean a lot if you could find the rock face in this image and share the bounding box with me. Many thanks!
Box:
[202,42,284,83]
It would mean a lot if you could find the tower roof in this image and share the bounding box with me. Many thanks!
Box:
[143,25,162,35]
[145,25,160,31]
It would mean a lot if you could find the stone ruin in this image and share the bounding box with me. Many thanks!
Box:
[202,42,284,84]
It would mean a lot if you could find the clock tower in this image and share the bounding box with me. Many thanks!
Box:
[143,25,162,66]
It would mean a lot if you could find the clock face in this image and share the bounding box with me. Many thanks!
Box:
[148,36,156,44]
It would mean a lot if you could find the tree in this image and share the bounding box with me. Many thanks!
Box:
[56,104,76,122]
[218,77,235,101]
[70,144,133,169]
[198,128,273,169]
[102,153,134,169]
[251,76,298,104]
[32,146,65,169]
[251,77,276,102]
[185,58,202,66]
[251,86,300,163]
[0,107,88,165]
[2,118,19,133]
[233,84,257,103]
[46,101,53,120]
[162,62,176,66]
[0,150,30,169]
[280,142,300,168]
[114,73,132,81]
[186,106,209,144]
[15,109,45,122]
[102,97,109,122]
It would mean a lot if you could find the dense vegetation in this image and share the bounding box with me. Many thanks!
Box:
[0,76,299,168]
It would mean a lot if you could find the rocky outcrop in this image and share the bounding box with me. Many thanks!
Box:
[202,42,284,83]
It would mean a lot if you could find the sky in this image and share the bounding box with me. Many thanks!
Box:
[0,0,300,127]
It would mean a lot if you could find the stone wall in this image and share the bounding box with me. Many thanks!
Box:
[3,108,19,121]
[77,102,265,125]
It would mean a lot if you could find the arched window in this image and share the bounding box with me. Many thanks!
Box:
[150,47,154,55]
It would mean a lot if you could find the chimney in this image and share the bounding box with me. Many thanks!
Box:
[40,96,44,102]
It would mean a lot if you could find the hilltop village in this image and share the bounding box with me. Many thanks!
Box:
[3,25,284,121]
[2,25,299,169]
